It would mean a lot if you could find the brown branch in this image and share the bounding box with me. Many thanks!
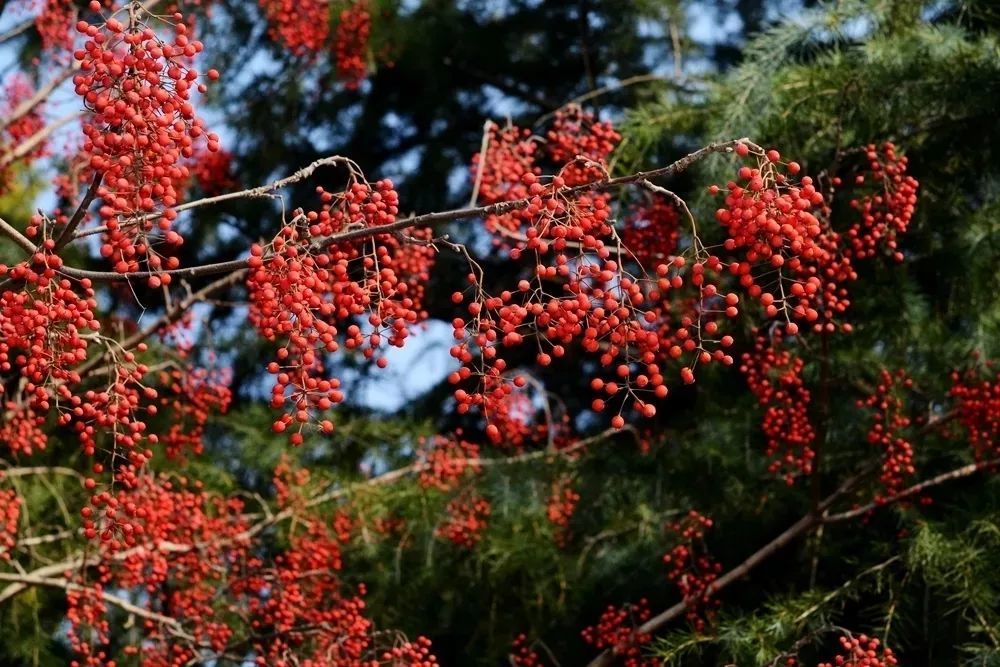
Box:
[56,139,750,283]
[0,111,80,167]
[71,155,356,241]
[0,216,36,254]
[824,458,1000,523]
[0,571,185,631]
[74,269,248,376]
[53,172,103,252]
[1,466,87,482]
[0,64,79,134]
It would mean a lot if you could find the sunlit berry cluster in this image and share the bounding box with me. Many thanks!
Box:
[247,177,434,441]
[73,2,220,281]
[859,369,915,500]
[580,599,656,667]
[711,147,851,336]
[817,633,898,667]
[0,252,97,416]
[662,510,722,632]
[545,105,621,186]
[950,364,1000,460]
[842,142,919,262]
[740,335,816,484]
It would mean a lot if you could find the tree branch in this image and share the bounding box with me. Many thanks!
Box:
[824,458,1000,523]
[56,139,751,282]
[585,464,870,667]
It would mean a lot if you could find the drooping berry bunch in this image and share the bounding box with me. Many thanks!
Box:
[0,250,98,417]
[258,0,330,57]
[662,510,722,632]
[711,147,852,336]
[580,599,656,667]
[950,364,1000,461]
[842,142,919,262]
[334,0,371,90]
[0,488,20,561]
[859,369,915,500]
[73,1,220,282]
[817,633,898,667]
[158,362,232,458]
[436,491,491,548]
[247,176,434,441]
[416,434,481,491]
[740,335,816,484]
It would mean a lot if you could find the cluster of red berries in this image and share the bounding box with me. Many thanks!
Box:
[416,434,481,491]
[272,454,314,509]
[817,633,898,667]
[247,177,433,441]
[950,364,1000,460]
[57,470,438,666]
[66,582,110,667]
[158,362,232,459]
[1,73,47,187]
[859,369,915,500]
[662,510,722,632]
[458,115,760,435]
[73,2,220,282]
[436,492,491,548]
[334,1,371,90]
[511,634,546,667]
[376,636,439,666]
[580,599,656,667]
[0,251,97,414]
[187,144,237,196]
[258,0,330,57]
[546,476,580,546]
[740,335,816,484]
[711,146,852,336]
[0,403,48,455]
[0,488,19,561]
[34,0,77,51]
[545,105,621,186]
[842,142,919,261]
[622,195,680,268]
